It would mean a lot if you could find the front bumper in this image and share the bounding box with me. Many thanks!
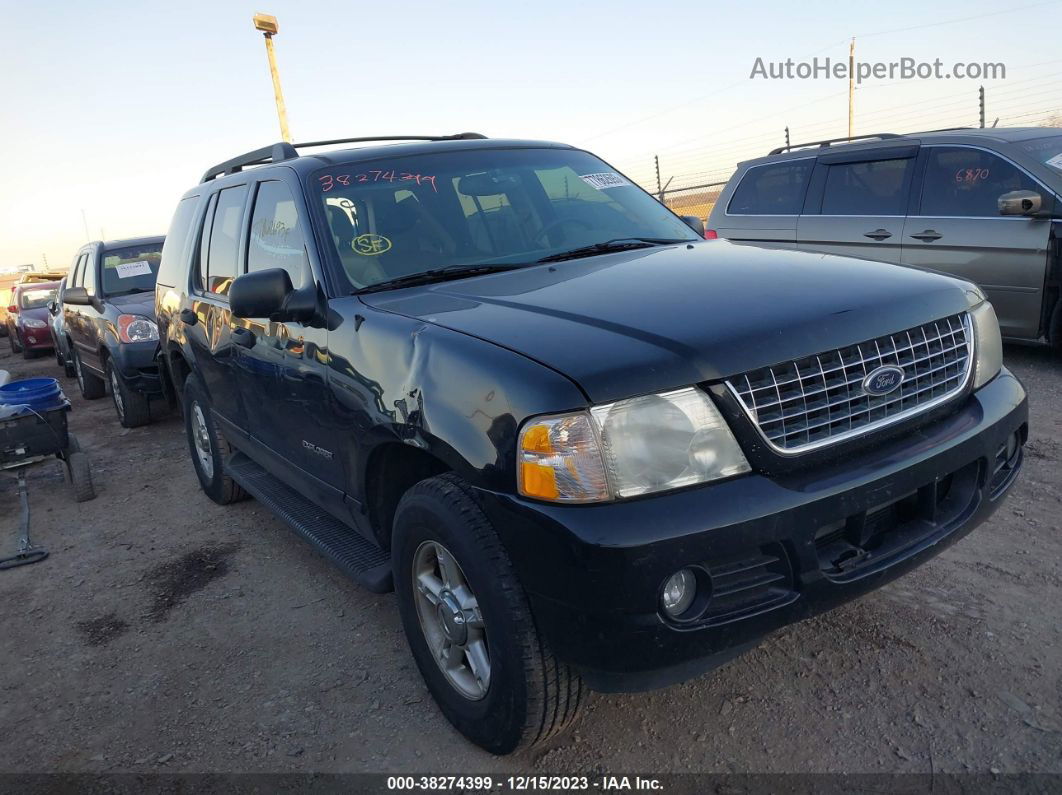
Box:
[476,369,1027,692]
[110,341,163,396]
[20,328,54,350]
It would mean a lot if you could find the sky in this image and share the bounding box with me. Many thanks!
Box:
[2,0,1060,269]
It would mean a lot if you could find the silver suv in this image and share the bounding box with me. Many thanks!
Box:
[707,128,1062,347]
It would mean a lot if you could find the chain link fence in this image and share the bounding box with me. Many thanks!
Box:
[657,181,727,220]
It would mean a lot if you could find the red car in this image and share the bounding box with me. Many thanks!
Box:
[6,281,59,358]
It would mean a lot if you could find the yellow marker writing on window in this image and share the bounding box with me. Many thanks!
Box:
[352,234,392,256]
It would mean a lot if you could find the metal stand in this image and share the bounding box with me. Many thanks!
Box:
[0,468,49,570]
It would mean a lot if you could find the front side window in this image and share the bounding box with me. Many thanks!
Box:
[20,287,57,309]
[205,186,249,297]
[920,147,1041,217]
[101,243,164,297]
[248,181,306,289]
[727,161,813,215]
[310,148,698,291]
[821,158,913,216]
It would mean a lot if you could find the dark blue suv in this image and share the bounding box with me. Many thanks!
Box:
[155,134,1027,754]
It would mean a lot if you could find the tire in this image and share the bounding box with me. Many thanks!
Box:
[183,374,246,505]
[10,332,21,354]
[108,361,151,428]
[73,349,106,399]
[392,474,584,754]
[67,450,96,502]
[62,340,76,378]
[22,345,35,360]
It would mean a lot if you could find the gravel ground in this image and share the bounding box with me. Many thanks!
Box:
[0,341,1059,775]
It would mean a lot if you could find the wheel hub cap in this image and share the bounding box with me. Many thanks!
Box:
[412,540,490,701]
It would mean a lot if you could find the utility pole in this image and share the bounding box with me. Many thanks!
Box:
[81,209,90,242]
[253,13,292,143]
[785,126,791,150]
[979,85,986,128]
[847,38,855,140]
[655,155,662,200]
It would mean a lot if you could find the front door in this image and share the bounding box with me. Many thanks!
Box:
[901,145,1053,341]
[235,178,341,494]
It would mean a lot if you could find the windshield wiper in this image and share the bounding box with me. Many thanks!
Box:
[536,237,690,264]
[106,286,154,297]
[356,263,526,294]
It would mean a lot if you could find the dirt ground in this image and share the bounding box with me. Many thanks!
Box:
[0,340,1059,776]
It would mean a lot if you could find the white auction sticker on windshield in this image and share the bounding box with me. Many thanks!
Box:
[1046,153,1062,171]
[579,172,631,190]
[115,260,152,278]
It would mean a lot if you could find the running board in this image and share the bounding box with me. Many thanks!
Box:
[227,453,392,593]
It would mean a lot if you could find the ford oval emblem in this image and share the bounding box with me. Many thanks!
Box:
[862,365,905,397]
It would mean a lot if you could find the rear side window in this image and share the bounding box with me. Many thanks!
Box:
[919,147,1041,217]
[247,181,306,289]
[202,186,249,297]
[820,158,913,215]
[727,161,813,215]
[157,196,200,288]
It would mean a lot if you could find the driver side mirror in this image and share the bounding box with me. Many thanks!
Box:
[47,301,58,315]
[680,215,705,237]
[998,189,1044,217]
[230,268,317,322]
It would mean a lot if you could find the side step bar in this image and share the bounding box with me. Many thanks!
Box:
[227,453,393,593]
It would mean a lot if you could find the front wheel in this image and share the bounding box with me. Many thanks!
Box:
[392,474,584,754]
[109,362,151,428]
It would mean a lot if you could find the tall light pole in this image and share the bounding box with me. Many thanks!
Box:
[252,13,292,143]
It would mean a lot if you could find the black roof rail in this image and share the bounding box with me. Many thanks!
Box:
[200,132,488,183]
[768,132,901,156]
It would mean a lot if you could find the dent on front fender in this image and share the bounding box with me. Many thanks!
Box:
[325,298,587,497]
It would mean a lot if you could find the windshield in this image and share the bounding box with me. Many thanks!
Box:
[101,243,163,296]
[20,288,56,309]
[310,147,698,291]
[1019,135,1062,176]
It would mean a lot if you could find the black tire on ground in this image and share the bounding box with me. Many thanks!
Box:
[63,342,76,378]
[55,344,64,369]
[10,332,21,354]
[67,450,96,502]
[73,350,106,399]
[66,432,82,454]
[392,473,584,754]
[22,346,35,360]
[108,361,151,428]
[183,374,246,505]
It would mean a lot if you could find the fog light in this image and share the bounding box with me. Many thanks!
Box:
[661,568,696,617]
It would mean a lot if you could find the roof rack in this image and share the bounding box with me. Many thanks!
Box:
[768,133,901,156]
[200,132,488,183]
[768,126,976,156]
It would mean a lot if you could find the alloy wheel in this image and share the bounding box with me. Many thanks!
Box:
[190,401,214,480]
[412,540,490,700]
[110,368,125,421]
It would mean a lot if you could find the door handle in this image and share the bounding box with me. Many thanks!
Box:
[179,308,198,326]
[232,327,256,349]
[863,229,892,241]
[910,230,943,242]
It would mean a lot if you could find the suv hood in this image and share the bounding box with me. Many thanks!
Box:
[106,292,156,318]
[361,241,978,403]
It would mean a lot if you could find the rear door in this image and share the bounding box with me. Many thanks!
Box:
[901,145,1053,340]
[797,146,918,263]
[713,158,814,243]
[186,184,251,431]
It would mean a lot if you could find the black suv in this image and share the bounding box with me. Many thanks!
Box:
[64,236,166,427]
[156,134,1027,754]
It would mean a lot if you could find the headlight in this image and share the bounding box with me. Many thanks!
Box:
[518,386,750,503]
[117,314,159,344]
[23,318,48,329]
[970,301,1002,389]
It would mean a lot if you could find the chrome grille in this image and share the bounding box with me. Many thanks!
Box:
[726,313,973,454]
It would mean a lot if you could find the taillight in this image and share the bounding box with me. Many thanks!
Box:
[7,305,17,313]
[704,229,719,240]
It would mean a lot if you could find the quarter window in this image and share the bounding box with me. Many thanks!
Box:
[727,161,813,215]
[247,181,306,289]
[919,147,1040,217]
[820,158,913,216]
[83,253,98,295]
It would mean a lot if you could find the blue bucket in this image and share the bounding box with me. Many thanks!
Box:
[0,378,66,412]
